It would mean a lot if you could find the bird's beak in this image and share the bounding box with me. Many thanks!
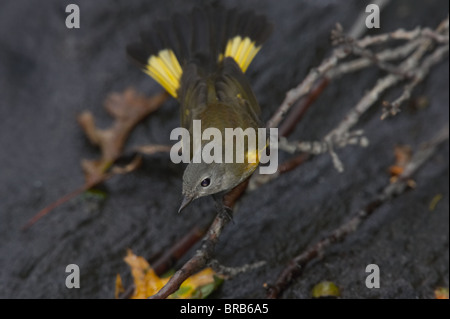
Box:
[178,194,194,213]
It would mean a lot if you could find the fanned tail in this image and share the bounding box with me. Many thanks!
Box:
[127,6,272,98]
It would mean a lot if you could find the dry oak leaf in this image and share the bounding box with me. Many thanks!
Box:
[78,88,168,185]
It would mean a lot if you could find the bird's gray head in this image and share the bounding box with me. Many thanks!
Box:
[178,161,236,213]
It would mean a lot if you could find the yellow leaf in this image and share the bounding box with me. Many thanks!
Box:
[311,281,340,298]
[170,268,221,299]
[123,249,168,299]
[434,287,449,299]
[115,274,124,299]
[429,194,443,211]
[122,250,223,299]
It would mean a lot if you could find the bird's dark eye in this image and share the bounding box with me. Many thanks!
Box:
[200,178,211,187]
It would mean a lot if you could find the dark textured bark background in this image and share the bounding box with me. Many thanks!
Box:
[0,0,448,298]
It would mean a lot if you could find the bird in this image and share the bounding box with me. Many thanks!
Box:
[127,5,273,213]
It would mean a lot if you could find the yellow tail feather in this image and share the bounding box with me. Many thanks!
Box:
[144,49,182,98]
[222,36,262,73]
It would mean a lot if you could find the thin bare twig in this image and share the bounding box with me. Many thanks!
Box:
[119,225,206,299]
[278,78,330,137]
[356,24,449,47]
[149,214,231,299]
[382,44,449,119]
[248,153,310,191]
[266,0,392,130]
[279,130,369,155]
[208,259,267,278]
[265,47,349,130]
[337,35,414,78]
[279,17,449,172]
[328,38,423,79]
[149,180,250,299]
[266,124,449,299]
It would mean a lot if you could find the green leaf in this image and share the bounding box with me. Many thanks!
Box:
[192,275,224,299]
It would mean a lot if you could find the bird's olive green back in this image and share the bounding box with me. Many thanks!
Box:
[179,57,262,134]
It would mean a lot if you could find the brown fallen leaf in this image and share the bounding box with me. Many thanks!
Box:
[23,89,170,229]
[78,88,169,185]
